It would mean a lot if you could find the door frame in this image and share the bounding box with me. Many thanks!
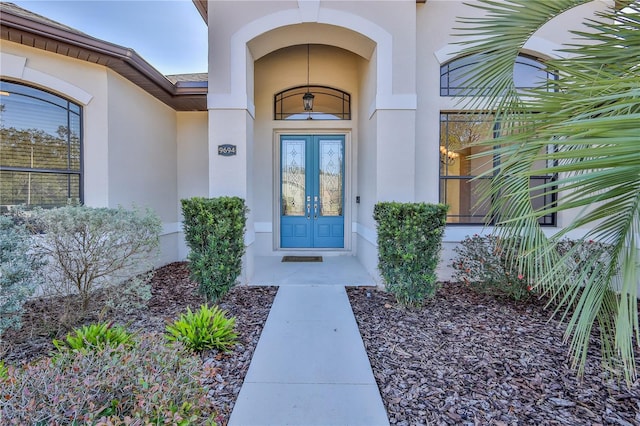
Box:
[273,129,352,251]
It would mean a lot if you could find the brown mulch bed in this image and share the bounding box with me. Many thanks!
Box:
[347,284,640,426]
[1,262,277,424]
[4,264,640,425]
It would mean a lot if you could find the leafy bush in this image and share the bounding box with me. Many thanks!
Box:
[373,202,448,307]
[0,334,218,424]
[452,235,614,300]
[451,234,532,300]
[181,197,248,301]
[555,238,613,284]
[166,305,238,353]
[31,205,161,316]
[0,216,44,337]
[0,360,7,379]
[53,322,135,353]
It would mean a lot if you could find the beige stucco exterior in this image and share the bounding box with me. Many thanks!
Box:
[0,0,614,282]
[1,41,185,266]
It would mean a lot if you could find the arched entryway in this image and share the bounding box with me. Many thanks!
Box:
[206,3,417,282]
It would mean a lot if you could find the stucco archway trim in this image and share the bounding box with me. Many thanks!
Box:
[207,5,416,114]
[433,35,565,65]
[1,52,94,105]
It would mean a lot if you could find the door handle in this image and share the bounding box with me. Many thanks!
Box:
[306,196,311,220]
[313,196,319,219]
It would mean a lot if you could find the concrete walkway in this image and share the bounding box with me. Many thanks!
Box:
[228,284,390,426]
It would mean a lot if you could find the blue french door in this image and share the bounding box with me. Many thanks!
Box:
[280,135,345,248]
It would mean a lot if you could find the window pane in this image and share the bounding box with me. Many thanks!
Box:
[281,139,306,217]
[319,139,343,217]
[439,113,494,178]
[439,112,556,226]
[274,86,350,120]
[1,80,68,108]
[440,177,492,224]
[514,55,556,89]
[69,113,81,170]
[0,171,79,209]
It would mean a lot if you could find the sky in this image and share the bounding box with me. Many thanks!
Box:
[11,0,208,76]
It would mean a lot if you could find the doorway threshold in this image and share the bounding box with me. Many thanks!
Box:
[282,256,323,263]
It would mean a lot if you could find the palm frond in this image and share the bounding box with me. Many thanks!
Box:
[455,0,640,384]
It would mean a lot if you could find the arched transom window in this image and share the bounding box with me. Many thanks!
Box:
[274,85,351,120]
[0,80,82,210]
[440,53,557,96]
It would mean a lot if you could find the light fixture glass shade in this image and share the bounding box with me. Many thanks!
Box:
[302,92,314,111]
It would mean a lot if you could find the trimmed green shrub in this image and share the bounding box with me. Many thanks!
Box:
[53,321,135,353]
[166,304,238,353]
[0,216,44,337]
[181,197,248,301]
[31,205,161,315]
[373,202,448,307]
[451,234,532,300]
[0,334,217,424]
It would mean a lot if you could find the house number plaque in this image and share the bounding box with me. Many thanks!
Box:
[218,144,237,156]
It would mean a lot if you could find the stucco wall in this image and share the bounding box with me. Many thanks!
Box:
[105,71,177,219]
[325,0,416,97]
[105,71,179,264]
[177,112,209,203]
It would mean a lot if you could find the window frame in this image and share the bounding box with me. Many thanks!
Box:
[438,112,557,226]
[0,80,83,210]
[440,53,558,97]
[274,85,351,121]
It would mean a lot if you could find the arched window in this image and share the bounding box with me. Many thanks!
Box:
[0,80,82,210]
[274,85,351,120]
[440,53,557,96]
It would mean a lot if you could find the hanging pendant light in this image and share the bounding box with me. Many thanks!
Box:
[302,92,314,111]
[302,44,314,114]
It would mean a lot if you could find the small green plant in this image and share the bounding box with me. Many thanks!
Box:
[181,197,248,301]
[1,334,217,424]
[53,322,135,352]
[166,305,238,353]
[373,202,448,307]
[0,360,8,379]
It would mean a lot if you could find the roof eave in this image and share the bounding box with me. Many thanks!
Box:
[192,0,208,24]
[0,7,207,111]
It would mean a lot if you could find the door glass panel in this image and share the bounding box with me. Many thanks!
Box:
[281,139,306,216]
[318,140,343,217]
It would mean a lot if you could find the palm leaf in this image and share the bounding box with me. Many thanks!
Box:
[454,0,640,384]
